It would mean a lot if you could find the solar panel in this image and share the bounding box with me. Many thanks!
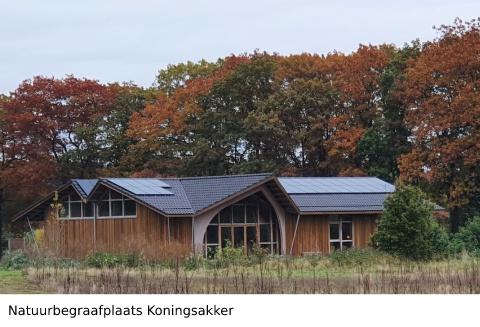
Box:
[73,179,98,197]
[107,178,173,195]
[278,177,395,194]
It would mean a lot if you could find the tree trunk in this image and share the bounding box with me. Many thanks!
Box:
[450,206,461,234]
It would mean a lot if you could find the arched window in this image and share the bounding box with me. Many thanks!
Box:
[204,193,279,257]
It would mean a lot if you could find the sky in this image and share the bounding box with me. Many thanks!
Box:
[0,0,479,95]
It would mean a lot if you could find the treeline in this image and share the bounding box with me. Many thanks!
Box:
[0,18,479,231]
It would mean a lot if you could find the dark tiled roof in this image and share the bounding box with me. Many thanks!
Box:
[279,177,396,213]
[290,193,389,212]
[104,173,273,215]
[290,192,443,212]
[179,174,273,213]
[137,179,194,215]
[12,174,444,221]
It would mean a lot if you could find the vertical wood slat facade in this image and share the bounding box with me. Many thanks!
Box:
[43,204,192,259]
[353,214,379,249]
[285,214,329,255]
[285,213,380,256]
[43,199,379,258]
[44,207,95,258]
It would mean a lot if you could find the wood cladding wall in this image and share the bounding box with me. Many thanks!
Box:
[285,213,380,255]
[43,204,192,259]
[353,214,379,249]
[43,208,94,258]
[43,202,379,258]
[285,214,329,255]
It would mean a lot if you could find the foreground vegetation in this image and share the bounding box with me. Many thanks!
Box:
[0,270,47,294]
[2,249,480,294]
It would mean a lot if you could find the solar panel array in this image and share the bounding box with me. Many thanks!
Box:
[107,178,173,195]
[278,177,395,194]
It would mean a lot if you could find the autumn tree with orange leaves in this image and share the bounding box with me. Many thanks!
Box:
[399,18,480,232]
[326,45,391,176]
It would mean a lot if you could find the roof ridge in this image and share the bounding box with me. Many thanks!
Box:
[178,173,273,181]
[277,176,383,179]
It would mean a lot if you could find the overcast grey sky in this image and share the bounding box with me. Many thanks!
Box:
[0,0,478,94]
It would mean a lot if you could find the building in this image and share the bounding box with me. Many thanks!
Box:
[12,173,398,258]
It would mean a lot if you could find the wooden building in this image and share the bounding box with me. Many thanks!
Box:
[12,174,397,258]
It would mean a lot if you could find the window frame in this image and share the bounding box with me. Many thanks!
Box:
[97,189,137,219]
[204,194,279,257]
[59,193,94,220]
[329,215,353,252]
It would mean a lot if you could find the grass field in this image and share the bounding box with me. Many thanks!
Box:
[0,270,48,294]
[22,256,480,294]
[2,249,480,294]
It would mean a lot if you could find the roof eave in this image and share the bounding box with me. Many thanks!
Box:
[270,177,301,214]
[88,179,172,218]
[11,182,74,222]
[299,210,384,215]
[193,175,290,216]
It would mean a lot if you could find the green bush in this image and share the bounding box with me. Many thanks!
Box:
[371,184,447,260]
[449,216,480,254]
[181,252,206,271]
[0,250,29,270]
[428,223,451,257]
[85,252,143,268]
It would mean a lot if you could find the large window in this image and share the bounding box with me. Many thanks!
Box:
[60,193,94,219]
[98,189,137,218]
[329,215,353,252]
[204,193,279,257]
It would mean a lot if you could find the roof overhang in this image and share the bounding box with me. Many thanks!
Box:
[86,179,176,218]
[299,211,384,215]
[11,182,78,222]
[192,176,299,217]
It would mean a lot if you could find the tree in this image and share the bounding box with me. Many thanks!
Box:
[371,184,448,260]
[399,18,480,232]
[3,75,118,176]
[357,42,422,183]
[97,83,160,177]
[325,45,390,176]
[249,53,338,176]
[156,59,223,96]
[0,76,119,223]
[128,53,277,176]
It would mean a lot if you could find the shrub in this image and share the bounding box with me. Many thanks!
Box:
[85,252,144,268]
[371,184,447,260]
[34,229,44,247]
[181,252,205,271]
[0,250,29,270]
[428,223,451,258]
[449,216,480,254]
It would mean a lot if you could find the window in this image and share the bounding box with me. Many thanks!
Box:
[98,189,137,218]
[204,193,279,257]
[60,193,94,220]
[329,215,353,252]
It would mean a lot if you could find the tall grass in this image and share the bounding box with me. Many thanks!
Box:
[23,249,480,294]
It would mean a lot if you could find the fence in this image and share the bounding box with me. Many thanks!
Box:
[7,238,25,251]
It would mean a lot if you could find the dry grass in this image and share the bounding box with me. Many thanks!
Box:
[25,255,480,294]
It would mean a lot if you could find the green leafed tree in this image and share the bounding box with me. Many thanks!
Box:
[371,184,449,260]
